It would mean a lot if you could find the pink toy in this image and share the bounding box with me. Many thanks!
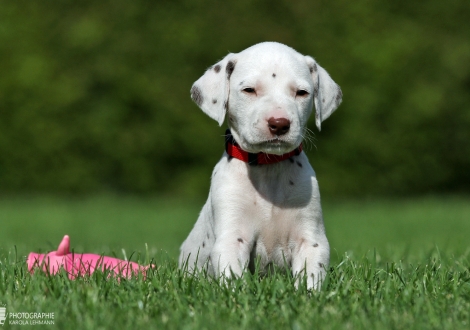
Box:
[27,235,152,279]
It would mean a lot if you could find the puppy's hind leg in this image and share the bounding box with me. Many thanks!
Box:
[179,203,215,275]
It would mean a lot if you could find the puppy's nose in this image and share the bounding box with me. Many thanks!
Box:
[268,117,291,136]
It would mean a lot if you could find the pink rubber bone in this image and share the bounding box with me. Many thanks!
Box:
[27,235,151,279]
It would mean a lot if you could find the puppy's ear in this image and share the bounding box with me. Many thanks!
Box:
[305,56,342,131]
[190,54,236,126]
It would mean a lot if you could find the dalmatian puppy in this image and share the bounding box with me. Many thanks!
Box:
[179,42,342,290]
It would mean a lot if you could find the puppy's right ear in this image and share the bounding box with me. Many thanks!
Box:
[190,53,236,126]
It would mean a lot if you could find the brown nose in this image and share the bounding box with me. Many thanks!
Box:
[268,117,290,136]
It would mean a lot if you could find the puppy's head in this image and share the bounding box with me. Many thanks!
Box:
[191,42,342,155]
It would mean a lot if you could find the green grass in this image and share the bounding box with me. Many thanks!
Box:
[1,195,469,329]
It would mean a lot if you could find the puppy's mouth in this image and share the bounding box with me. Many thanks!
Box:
[249,137,297,155]
[230,128,301,155]
[258,138,288,147]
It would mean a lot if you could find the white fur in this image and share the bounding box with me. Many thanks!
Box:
[180,42,342,290]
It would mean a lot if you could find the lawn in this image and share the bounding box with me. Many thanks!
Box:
[0,195,469,329]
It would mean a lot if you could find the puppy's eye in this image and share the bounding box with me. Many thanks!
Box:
[296,90,309,97]
[243,87,256,94]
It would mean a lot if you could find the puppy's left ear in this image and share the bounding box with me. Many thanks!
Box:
[190,53,236,126]
[305,56,342,131]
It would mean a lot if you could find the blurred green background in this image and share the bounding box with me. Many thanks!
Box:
[1,0,469,198]
[0,1,469,259]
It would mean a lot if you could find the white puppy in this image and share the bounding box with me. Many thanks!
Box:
[179,42,342,290]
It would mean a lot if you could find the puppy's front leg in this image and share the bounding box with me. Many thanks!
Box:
[211,234,252,280]
[292,237,330,290]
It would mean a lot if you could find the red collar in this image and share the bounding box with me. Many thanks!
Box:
[225,129,302,166]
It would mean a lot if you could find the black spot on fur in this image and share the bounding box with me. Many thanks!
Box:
[190,86,204,106]
[226,61,235,79]
[239,81,244,86]
[289,157,294,163]
[237,238,243,243]
[202,242,205,248]
[214,64,221,73]
[207,233,210,239]
[296,161,302,168]
[289,180,294,185]
[313,63,318,72]
[212,99,217,104]
[272,73,276,78]
[319,263,324,268]
[313,85,319,97]
[322,98,325,103]
[224,100,228,111]
[313,243,319,247]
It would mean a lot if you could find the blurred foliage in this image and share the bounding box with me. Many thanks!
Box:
[0,0,469,197]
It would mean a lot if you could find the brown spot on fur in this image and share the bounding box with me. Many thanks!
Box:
[190,86,204,106]
[214,64,221,73]
[237,238,243,243]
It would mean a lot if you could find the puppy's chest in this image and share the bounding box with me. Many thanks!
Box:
[238,175,310,264]
[246,194,302,258]
[216,155,318,264]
